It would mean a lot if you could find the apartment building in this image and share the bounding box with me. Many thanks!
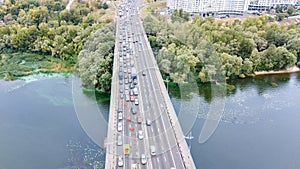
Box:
[167,0,250,15]
[248,0,298,10]
[167,0,297,15]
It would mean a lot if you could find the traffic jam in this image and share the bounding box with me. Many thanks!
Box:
[116,1,150,168]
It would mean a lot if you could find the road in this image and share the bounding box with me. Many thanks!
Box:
[106,0,195,168]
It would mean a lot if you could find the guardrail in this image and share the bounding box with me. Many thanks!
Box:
[105,13,120,169]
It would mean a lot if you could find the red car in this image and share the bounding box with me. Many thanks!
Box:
[137,116,142,124]
[130,95,134,102]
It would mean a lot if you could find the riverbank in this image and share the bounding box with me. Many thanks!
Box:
[254,66,300,76]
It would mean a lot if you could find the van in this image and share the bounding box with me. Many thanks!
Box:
[117,135,122,146]
[150,145,156,156]
[133,87,138,96]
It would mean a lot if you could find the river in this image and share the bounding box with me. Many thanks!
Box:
[0,73,299,169]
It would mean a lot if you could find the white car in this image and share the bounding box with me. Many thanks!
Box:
[118,156,124,167]
[134,98,139,105]
[117,122,122,132]
[141,154,147,164]
[118,113,123,120]
[138,130,144,140]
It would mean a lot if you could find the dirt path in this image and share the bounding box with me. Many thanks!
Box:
[255,66,300,76]
[66,0,74,10]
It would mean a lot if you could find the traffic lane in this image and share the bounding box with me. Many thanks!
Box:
[115,21,126,168]
[137,43,172,169]
[137,32,184,169]
[143,48,185,168]
[132,12,180,168]
[128,32,152,168]
[135,37,163,169]
[141,36,186,169]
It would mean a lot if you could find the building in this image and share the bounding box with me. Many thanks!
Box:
[248,0,298,11]
[167,0,298,15]
[167,0,250,16]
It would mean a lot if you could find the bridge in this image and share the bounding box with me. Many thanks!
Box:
[105,0,196,168]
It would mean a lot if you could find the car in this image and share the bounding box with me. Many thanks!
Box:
[130,95,134,102]
[129,90,134,96]
[140,154,147,164]
[125,89,129,95]
[119,80,123,85]
[125,94,130,102]
[134,98,139,105]
[119,88,123,93]
[150,145,156,156]
[117,135,122,146]
[118,112,123,120]
[146,119,151,126]
[129,78,132,83]
[138,130,144,140]
[125,84,129,90]
[119,72,123,79]
[125,79,129,84]
[117,122,122,132]
[120,94,124,99]
[131,107,137,114]
[137,116,142,124]
[118,156,124,167]
[130,83,135,89]
[142,71,146,76]
[133,79,137,85]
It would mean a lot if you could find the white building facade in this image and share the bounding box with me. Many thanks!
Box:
[167,0,250,15]
[167,0,297,15]
[248,0,298,10]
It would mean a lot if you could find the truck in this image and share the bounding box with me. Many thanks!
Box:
[117,100,123,113]
[124,144,130,155]
[131,67,137,80]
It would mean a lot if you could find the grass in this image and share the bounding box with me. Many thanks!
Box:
[141,1,166,18]
[0,52,74,80]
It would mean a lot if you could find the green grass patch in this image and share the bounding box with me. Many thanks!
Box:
[0,52,74,80]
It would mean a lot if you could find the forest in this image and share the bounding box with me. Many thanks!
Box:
[143,14,300,83]
[76,24,115,92]
[0,0,111,79]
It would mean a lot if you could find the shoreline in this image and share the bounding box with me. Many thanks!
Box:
[254,66,300,76]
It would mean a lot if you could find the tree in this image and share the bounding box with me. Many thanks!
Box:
[102,2,109,9]
[276,13,289,21]
[275,5,282,13]
[287,38,300,61]
[241,58,253,74]
[220,53,243,77]
[10,25,38,51]
[28,6,49,26]
[287,6,295,16]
